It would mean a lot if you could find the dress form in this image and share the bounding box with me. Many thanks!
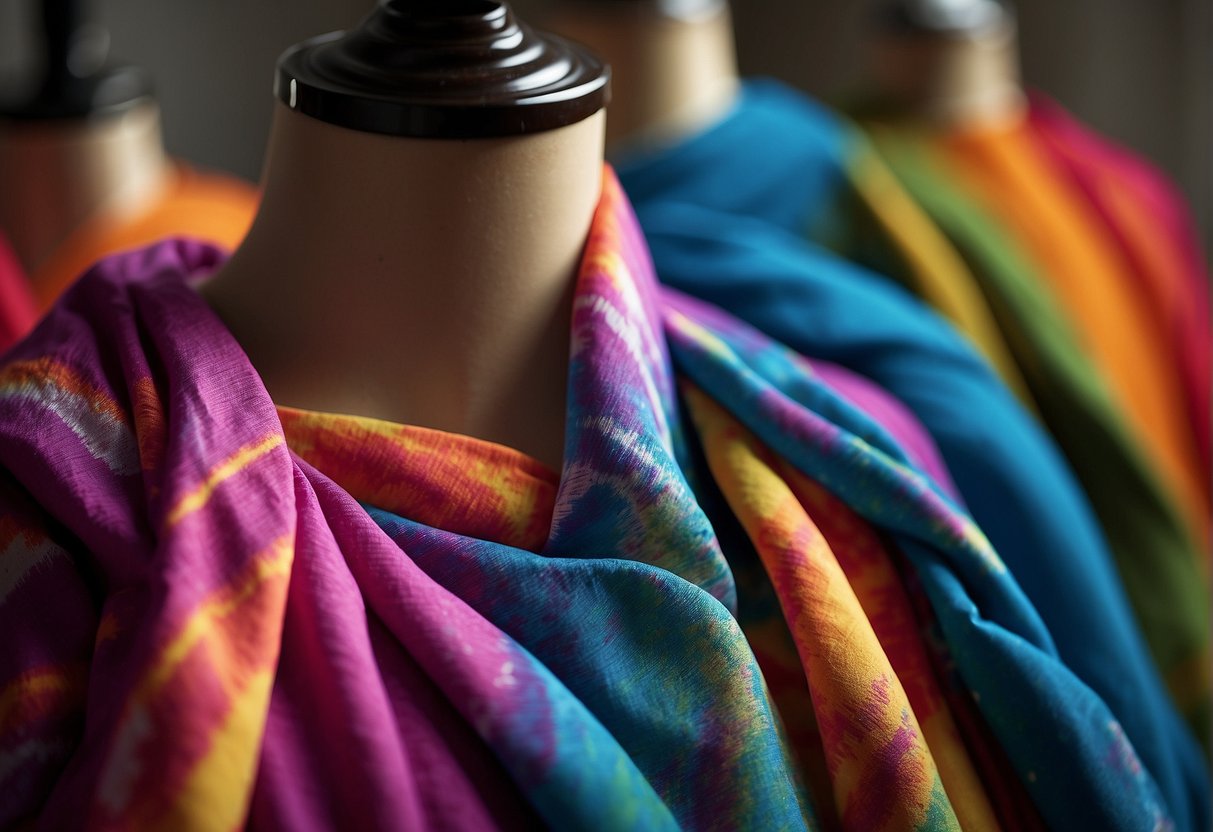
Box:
[200,1,609,470]
[0,0,169,276]
[544,0,738,150]
[869,0,1026,127]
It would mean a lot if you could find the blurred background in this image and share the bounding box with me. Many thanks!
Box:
[2,0,1209,247]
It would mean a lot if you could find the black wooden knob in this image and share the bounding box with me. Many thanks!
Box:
[275,0,611,138]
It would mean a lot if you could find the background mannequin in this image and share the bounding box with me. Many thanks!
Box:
[544,0,737,150]
[0,0,169,278]
[201,1,608,469]
[867,0,1026,126]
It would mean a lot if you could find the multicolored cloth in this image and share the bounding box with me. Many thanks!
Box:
[922,107,1208,556]
[1027,96,1212,536]
[857,128,1212,739]
[0,170,1176,830]
[613,79,1034,408]
[615,92,1211,828]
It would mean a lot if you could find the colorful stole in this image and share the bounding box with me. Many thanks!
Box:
[858,130,1212,743]
[0,170,1175,830]
[1027,96,1211,542]
[931,115,1207,554]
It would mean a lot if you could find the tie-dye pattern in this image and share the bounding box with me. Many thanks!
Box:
[0,169,1171,831]
[614,82,1208,829]
[661,284,1175,831]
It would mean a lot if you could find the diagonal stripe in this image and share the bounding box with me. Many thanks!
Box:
[0,359,138,476]
[140,535,293,695]
[164,434,285,529]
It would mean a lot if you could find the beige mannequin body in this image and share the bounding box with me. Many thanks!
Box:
[545,3,738,150]
[200,104,605,469]
[0,101,170,275]
[869,15,1026,126]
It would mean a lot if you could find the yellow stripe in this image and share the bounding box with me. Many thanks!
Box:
[0,667,79,733]
[162,670,275,832]
[140,535,294,696]
[164,434,284,529]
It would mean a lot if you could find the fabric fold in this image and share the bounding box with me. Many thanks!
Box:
[0,170,1180,831]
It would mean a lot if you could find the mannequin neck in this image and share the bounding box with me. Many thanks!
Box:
[0,101,170,274]
[199,104,605,469]
[546,4,739,151]
[870,18,1026,128]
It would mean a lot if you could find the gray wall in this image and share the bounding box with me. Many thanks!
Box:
[1,0,1209,245]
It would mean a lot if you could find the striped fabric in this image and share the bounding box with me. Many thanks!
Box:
[858,129,1212,741]
[0,169,1171,830]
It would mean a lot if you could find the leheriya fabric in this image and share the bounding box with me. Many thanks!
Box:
[0,170,1173,830]
[0,232,36,353]
[1028,96,1212,535]
[29,163,257,314]
[612,78,1034,408]
[860,129,1212,741]
[632,200,1209,832]
[929,111,1208,554]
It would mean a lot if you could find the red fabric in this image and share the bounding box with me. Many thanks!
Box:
[0,233,37,354]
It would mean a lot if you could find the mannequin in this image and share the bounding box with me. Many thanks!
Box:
[868,0,1026,126]
[543,0,738,150]
[0,0,170,276]
[200,1,608,469]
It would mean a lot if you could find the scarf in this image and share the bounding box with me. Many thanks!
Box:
[858,129,1211,739]
[923,108,1207,552]
[1027,96,1211,517]
[628,205,1207,831]
[612,79,1033,408]
[0,170,1174,831]
[614,86,1210,829]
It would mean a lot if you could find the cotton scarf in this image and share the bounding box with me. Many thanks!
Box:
[0,171,1174,830]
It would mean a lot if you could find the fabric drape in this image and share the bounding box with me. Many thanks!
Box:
[857,130,1211,737]
[0,170,1175,830]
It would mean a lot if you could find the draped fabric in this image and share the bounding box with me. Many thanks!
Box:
[28,163,257,313]
[0,169,1176,830]
[613,79,1034,407]
[856,130,1212,738]
[0,232,36,353]
[1027,96,1212,535]
[928,112,1208,559]
[615,94,1210,829]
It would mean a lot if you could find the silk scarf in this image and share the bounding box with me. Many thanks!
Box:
[0,171,1174,830]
